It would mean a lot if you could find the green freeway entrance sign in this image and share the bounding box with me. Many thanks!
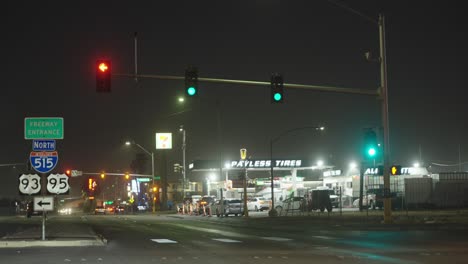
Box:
[24,117,64,139]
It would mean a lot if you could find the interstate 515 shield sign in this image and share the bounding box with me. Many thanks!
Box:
[30,151,58,174]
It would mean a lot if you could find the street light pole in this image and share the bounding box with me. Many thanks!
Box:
[269,126,325,217]
[180,126,187,198]
[135,143,156,214]
[126,141,155,213]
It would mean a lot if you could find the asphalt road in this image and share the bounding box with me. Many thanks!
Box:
[1,213,468,264]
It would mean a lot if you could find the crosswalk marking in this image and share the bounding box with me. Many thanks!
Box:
[151,239,178,243]
[212,238,242,243]
[261,237,292,242]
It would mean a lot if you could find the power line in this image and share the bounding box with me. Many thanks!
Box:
[431,162,468,167]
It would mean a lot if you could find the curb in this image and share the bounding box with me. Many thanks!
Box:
[0,236,107,248]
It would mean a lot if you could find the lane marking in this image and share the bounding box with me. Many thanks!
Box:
[212,238,242,243]
[261,237,292,242]
[151,239,178,243]
[312,235,336,240]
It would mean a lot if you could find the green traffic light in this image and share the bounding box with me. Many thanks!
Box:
[367,147,376,157]
[187,86,197,96]
[273,92,282,101]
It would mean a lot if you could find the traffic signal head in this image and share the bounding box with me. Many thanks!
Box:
[100,173,105,179]
[390,165,402,175]
[96,60,111,93]
[270,73,284,103]
[88,177,97,191]
[65,170,71,177]
[363,128,378,159]
[184,66,198,97]
[125,173,130,180]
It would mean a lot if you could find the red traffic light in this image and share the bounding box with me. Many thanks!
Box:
[96,60,111,93]
[65,170,71,176]
[98,62,109,73]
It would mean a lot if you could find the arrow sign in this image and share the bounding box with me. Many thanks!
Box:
[34,197,54,211]
[38,200,51,206]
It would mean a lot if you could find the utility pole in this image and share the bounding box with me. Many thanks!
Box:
[379,13,392,224]
[180,126,186,198]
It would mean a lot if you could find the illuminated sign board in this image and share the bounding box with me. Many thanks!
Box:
[364,166,412,176]
[323,170,342,177]
[137,178,151,182]
[155,133,172,149]
[230,159,302,168]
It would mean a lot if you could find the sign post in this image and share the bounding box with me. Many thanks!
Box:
[34,196,54,241]
[24,117,64,241]
[240,148,248,218]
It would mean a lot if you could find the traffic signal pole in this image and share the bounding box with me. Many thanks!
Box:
[113,73,378,97]
[111,14,391,221]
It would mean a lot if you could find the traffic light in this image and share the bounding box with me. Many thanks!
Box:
[390,165,402,175]
[270,73,284,103]
[363,128,378,159]
[100,173,105,179]
[184,66,198,97]
[96,60,111,93]
[125,173,130,180]
[65,170,71,177]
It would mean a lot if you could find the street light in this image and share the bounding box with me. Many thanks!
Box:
[125,140,155,213]
[316,160,324,167]
[269,125,325,216]
[179,125,187,198]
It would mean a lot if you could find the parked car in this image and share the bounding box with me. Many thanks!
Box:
[353,194,376,209]
[215,199,244,217]
[275,197,305,215]
[316,187,339,208]
[197,196,216,215]
[247,197,270,211]
[307,189,333,212]
[94,206,106,214]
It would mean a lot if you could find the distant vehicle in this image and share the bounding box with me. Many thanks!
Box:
[94,206,106,214]
[247,197,270,211]
[26,201,41,218]
[58,207,72,215]
[137,205,147,211]
[197,196,216,215]
[275,197,305,215]
[191,195,202,205]
[106,206,115,213]
[115,206,125,214]
[307,189,333,212]
[316,187,339,208]
[353,194,377,209]
[215,199,244,217]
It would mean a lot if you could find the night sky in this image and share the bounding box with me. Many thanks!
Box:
[2,1,467,196]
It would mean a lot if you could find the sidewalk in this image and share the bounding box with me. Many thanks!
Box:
[0,217,106,248]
